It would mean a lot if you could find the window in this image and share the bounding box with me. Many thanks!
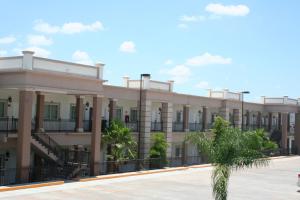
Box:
[175,146,181,157]
[211,113,217,123]
[229,113,234,125]
[0,101,6,118]
[130,108,138,122]
[176,111,181,123]
[44,103,59,120]
[116,107,123,121]
[70,104,76,121]
[198,111,202,124]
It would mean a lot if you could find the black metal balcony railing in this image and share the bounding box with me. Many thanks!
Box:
[172,122,184,132]
[0,117,18,134]
[151,121,163,132]
[244,124,259,131]
[39,119,108,132]
[189,123,202,132]
[124,122,138,132]
[44,119,76,132]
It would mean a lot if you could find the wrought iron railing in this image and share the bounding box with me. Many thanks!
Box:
[189,123,202,132]
[124,122,138,132]
[151,121,163,132]
[31,133,63,158]
[0,117,18,134]
[172,122,184,132]
[43,119,76,132]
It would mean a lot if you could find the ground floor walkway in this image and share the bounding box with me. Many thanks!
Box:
[0,156,299,200]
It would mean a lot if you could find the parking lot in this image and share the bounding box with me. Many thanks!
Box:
[0,156,299,200]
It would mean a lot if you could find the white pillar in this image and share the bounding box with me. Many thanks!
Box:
[143,76,150,89]
[123,76,130,87]
[168,80,174,92]
[22,51,34,70]
[95,62,105,80]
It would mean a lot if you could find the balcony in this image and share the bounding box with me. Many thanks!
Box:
[0,118,111,134]
[244,124,260,131]
[172,122,184,132]
[0,117,18,134]
[151,121,163,132]
[189,123,202,132]
[43,119,96,132]
[124,122,138,132]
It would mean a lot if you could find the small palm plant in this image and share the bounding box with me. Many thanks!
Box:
[149,132,168,168]
[186,117,277,200]
[102,120,137,172]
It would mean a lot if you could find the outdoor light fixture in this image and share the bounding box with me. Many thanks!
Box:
[85,102,90,110]
[7,96,12,107]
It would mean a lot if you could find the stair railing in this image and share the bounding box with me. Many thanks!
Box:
[31,133,63,160]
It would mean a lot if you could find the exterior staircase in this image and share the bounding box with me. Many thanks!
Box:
[30,133,89,179]
[31,137,59,162]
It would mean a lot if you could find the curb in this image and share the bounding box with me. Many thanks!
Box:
[0,155,296,192]
[77,166,189,182]
[0,180,64,192]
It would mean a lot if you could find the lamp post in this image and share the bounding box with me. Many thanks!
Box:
[138,73,151,169]
[241,91,250,131]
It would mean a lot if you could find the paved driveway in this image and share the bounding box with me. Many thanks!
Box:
[0,156,299,200]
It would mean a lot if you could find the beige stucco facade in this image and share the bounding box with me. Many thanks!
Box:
[0,52,299,184]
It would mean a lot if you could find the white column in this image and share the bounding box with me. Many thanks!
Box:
[22,51,34,70]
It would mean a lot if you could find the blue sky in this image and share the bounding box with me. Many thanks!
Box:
[0,1,299,102]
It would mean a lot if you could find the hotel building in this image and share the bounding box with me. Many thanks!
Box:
[0,51,299,185]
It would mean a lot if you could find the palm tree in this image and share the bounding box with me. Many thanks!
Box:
[102,120,137,172]
[186,117,277,200]
[149,132,168,168]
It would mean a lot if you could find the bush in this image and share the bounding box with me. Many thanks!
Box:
[149,132,168,168]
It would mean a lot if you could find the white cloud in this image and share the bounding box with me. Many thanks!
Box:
[0,36,16,44]
[205,3,250,16]
[24,47,51,58]
[72,50,93,65]
[160,65,191,84]
[34,20,104,34]
[179,15,206,22]
[195,81,210,89]
[34,21,60,34]
[177,23,188,29]
[0,50,7,56]
[119,41,136,53]
[164,59,173,65]
[27,35,53,46]
[186,52,232,66]
[61,21,103,34]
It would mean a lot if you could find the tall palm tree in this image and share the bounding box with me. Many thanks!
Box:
[186,117,277,200]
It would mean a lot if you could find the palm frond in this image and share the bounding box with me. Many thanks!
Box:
[185,132,213,158]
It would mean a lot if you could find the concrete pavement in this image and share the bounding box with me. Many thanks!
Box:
[0,156,299,200]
